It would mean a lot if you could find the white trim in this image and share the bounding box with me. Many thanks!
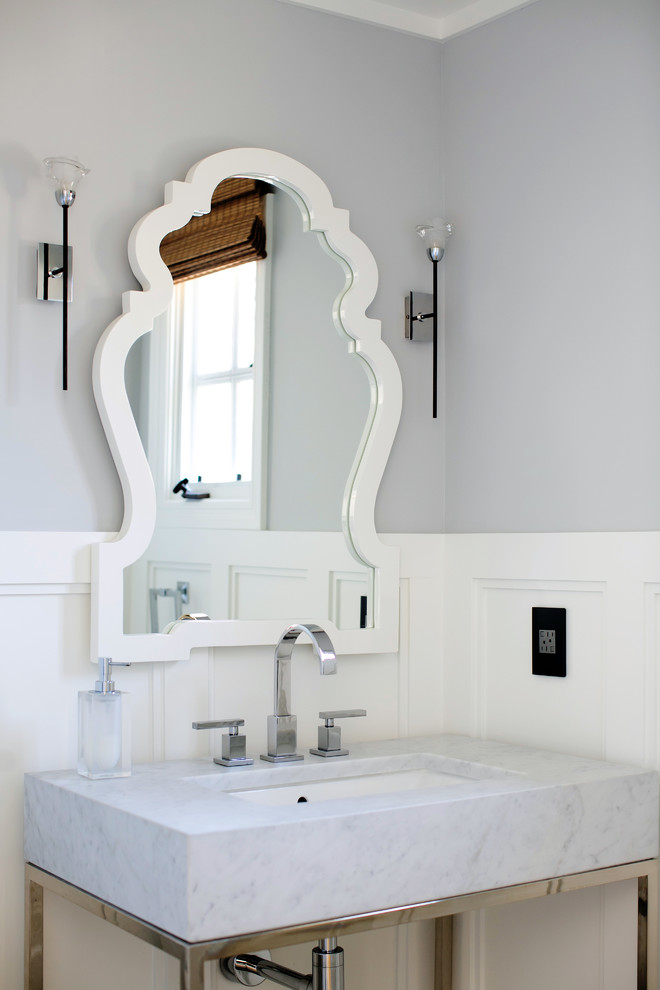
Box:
[0,532,109,585]
[0,583,89,596]
[92,149,402,661]
[272,0,539,41]
[254,229,271,528]
[0,532,421,585]
[149,297,180,509]
[438,0,539,39]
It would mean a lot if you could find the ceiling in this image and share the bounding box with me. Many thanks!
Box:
[275,0,538,40]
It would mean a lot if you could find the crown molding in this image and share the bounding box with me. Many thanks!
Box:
[275,0,538,40]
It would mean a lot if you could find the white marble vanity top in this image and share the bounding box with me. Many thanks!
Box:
[24,735,659,942]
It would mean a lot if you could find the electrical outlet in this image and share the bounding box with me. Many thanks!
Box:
[538,629,556,654]
[532,607,566,677]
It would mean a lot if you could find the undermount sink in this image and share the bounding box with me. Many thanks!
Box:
[188,749,516,808]
[24,734,659,943]
[228,765,474,806]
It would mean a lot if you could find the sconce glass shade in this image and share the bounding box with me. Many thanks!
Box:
[43,157,90,207]
[416,218,452,262]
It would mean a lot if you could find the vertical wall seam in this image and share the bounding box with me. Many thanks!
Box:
[395,925,409,990]
[599,583,609,763]
[643,584,659,769]
[470,578,483,737]
[151,661,166,762]
[398,577,411,737]
[598,886,605,990]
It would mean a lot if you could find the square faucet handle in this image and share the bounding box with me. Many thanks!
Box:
[193,719,245,733]
[312,710,367,758]
[192,719,253,767]
[318,709,367,727]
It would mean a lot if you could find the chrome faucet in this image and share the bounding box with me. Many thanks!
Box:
[261,623,337,763]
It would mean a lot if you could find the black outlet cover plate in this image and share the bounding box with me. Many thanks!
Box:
[532,607,566,677]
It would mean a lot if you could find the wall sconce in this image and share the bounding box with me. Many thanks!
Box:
[37,157,90,390]
[405,218,452,418]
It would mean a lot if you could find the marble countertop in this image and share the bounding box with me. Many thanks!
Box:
[24,735,659,942]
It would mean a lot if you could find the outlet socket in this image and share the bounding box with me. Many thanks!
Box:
[532,607,566,677]
[539,629,556,654]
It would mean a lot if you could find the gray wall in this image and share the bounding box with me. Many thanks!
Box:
[5,0,652,539]
[442,0,660,532]
[0,0,444,534]
[267,189,370,531]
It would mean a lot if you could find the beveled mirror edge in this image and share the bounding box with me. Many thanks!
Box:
[91,148,402,661]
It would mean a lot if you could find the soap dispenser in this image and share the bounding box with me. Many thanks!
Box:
[78,658,131,779]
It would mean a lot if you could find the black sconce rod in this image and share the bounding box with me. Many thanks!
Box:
[408,219,451,418]
[432,257,438,419]
[42,156,90,392]
[62,204,69,391]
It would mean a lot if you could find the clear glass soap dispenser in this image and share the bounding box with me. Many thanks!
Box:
[78,657,131,779]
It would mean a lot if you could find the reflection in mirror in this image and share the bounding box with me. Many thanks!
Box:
[124,178,372,634]
[91,148,402,660]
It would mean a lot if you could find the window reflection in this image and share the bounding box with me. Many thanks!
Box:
[178,262,260,486]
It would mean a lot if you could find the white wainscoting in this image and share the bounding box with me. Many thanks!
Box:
[5,530,658,989]
[124,530,374,631]
[443,532,660,990]
[1,531,442,990]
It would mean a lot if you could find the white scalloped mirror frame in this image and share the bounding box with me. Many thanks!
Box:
[91,148,402,661]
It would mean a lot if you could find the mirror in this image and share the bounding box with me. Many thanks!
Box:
[91,149,402,661]
[124,180,371,633]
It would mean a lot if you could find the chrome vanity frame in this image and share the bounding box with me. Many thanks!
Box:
[25,858,658,990]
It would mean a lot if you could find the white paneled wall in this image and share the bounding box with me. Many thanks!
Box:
[2,533,442,990]
[472,578,606,756]
[5,531,660,988]
[444,532,660,990]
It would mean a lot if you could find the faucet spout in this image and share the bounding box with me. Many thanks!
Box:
[274,623,337,717]
[262,623,337,763]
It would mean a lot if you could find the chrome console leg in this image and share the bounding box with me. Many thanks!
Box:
[434,916,453,990]
[638,864,659,990]
[182,947,207,990]
[24,874,44,990]
[638,875,649,990]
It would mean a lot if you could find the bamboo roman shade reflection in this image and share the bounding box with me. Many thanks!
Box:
[160,178,270,283]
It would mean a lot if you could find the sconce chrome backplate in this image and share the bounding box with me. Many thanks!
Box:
[404,290,434,342]
[37,243,73,302]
